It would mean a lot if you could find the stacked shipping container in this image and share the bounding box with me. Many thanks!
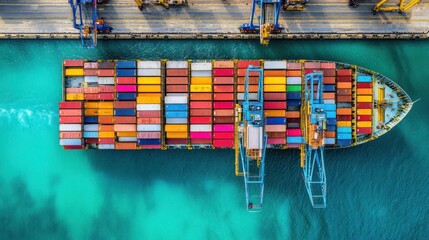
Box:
[286,62,303,148]
[263,61,287,146]
[59,101,83,148]
[356,75,373,135]
[165,61,189,146]
[336,69,353,146]
[212,61,235,148]
[320,62,337,146]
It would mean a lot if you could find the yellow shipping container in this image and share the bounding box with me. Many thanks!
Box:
[99,131,115,138]
[98,109,114,116]
[98,102,114,109]
[357,96,373,102]
[137,94,161,104]
[264,85,286,92]
[85,109,98,116]
[165,124,188,132]
[167,131,188,138]
[337,121,352,127]
[190,85,212,92]
[65,68,84,76]
[84,102,98,108]
[191,77,212,85]
[138,85,161,93]
[357,109,372,115]
[116,131,137,137]
[264,77,286,85]
[65,93,84,101]
[137,77,161,85]
[264,110,286,117]
[357,121,372,128]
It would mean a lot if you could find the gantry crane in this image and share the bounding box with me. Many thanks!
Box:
[240,0,284,45]
[373,0,421,13]
[300,72,327,208]
[68,0,112,48]
[237,66,268,212]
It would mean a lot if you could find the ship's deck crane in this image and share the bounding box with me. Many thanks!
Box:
[240,0,284,45]
[300,72,327,208]
[68,0,112,48]
[373,0,421,13]
[237,66,268,212]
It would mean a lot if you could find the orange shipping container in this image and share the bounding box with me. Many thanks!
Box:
[237,69,260,77]
[214,109,234,116]
[84,109,98,116]
[99,125,114,131]
[337,108,352,115]
[116,131,137,137]
[357,88,372,95]
[323,93,335,100]
[98,109,114,116]
[265,125,286,132]
[238,77,259,85]
[337,82,352,89]
[237,85,259,92]
[98,116,114,124]
[264,70,286,77]
[323,77,336,84]
[286,70,302,77]
[325,131,336,138]
[265,110,286,117]
[285,111,300,118]
[190,93,212,101]
[213,61,234,68]
[115,142,137,150]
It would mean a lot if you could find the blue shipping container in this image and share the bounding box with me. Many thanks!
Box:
[287,100,301,106]
[337,139,352,146]
[324,104,337,111]
[357,75,372,83]
[116,61,136,69]
[138,139,161,145]
[165,111,188,118]
[266,117,287,125]
[116,93,136,100]
[325,138,335,145]
[337,127,352,133]
[326,111,336,118]
[83,131,98,138]
[116,69,137,77]
[165,104,188,111]
[337,133,352,139]
[84,116,98,124]
[327,125,336,132]
[323,84,336,92]
[327,118,337,126]
[114,108,136,116]
[286,92,302,100]
[287,136,304,144]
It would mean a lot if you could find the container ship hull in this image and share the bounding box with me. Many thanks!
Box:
[59,60,412,150]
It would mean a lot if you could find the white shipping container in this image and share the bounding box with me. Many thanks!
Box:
[59,124,82,131]
[247,126,263,150]
[164,95,188,104]
[118,137,137,142]
[237,93,258,101]
[98,144,115,149]
[84,76,98,83]
[98,77,115,85]
[166,118,188,124]
[136,104,161,111]
[324,99,336,104]
[137,124,161,132]
[167,61,188,69]
[191,70,211,77]
[137,61,161,69]
[264,61,287,69]
[286,77,301,85]
[59,139,82,146]
[190,124,212,132]
[83,124,99,131]
[191,62,212,71]
[137,69,161,76]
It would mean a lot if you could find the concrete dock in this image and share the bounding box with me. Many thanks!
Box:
[0,0,428,39]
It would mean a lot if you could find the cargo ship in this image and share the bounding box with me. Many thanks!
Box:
[59,59,413,209]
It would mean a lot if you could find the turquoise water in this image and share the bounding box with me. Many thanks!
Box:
[0,39,428,239]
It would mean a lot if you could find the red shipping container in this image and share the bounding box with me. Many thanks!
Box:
[213,132,234,139]
[84,93,99,100]
[190,117,212,124]
[322,69,336,77]
[98,138,115,144]
[166,85,188,93]
[323,77,336,84]
[166,77,188,85]
[237,60,260,69]
[237,69,260,77]
[117,77,136,85]
[98,69,115,77]
[190,109,212,117]
[137,117,161,124]
[214,85,234,93]
[267,138,286,145]
[214,93,234,101]
[286,62,302,70]
[84,87,99,94]
[213,77,234,85]
[84,69,98,76]
[166,138,188,145]
[190,101,212,109]
[137,132,161,139]
[59,101,83,109]
[357,115,372,121]
[357,128,372,134]
[214,102,234,109]
[114,116,137,124]
[357,83,372,88]
[60,131,82,139]
[213,139,234,148]
[264,93,286,101]
[84,62,98,69]
[337,95,352,102]
[264,101,286,109]
[167,69,188,77]
[238,77,259,84]
[267,132,286,138]
[63,145,84,149]
[114,101,136,109]
[137,110,161,118]
[337,69,352,76]
[60,116,82,124]
[85,138,98,144]
[305,69,319,75]
[337,115,352,121]
[191,139,213,144]
[213,69,234,77]
[337,89,352,95]
[357,103,372,109]
[63,60,84,67]
[98,116,114,124]
[337,76,352,82]
[99,86,115,93]
[213,116,234,124]
[98,93,115,100]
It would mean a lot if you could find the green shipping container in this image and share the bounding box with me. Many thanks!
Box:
[287,85,302,92]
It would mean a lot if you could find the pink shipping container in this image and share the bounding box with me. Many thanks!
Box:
[286,62,302,70]
[66,88,84,94]
[213,132,234,139]
[213,77,234,85]
[59,101,83,109]
[190,132,212,139]
[98,93,115,100]
[264,93,287,101]
[213,139,234,148]
[113,124,136,132]
[63,60,84,67]
[213,61,234,68]
[98,69,115,77]
[140,145,162,149]
[213,69,234,77]
[99,86,115,93]
[214,85,234,93]
[60,116,82,124]
[213,124,234,132]
[264,102,286,109]
[84,87,99,93]
[137,132,161,139]
[266,125,286,132]
[117,77,136,85]
[287,129,302,136]
[60,132,82,139]
[268,138,286,145]
[116,85,137,93]
[60,109,82,116]
[84,62,98,69]
[213,102,234,109]
[137,110,161,118]
[320,62,336,69]
[304,62,321,69]
[114,116,137,124]
[137,117,161,124]
[99,138,115,144]
[287,143,301,149]
[190,101,212,109]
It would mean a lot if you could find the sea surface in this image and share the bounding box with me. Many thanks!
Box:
[0,39,428,240]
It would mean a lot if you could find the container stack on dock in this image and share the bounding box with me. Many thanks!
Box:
[137,61,162,149]
[59,101,83,149]
[336,69,353,146]
[356,75,373,135]
[286,62,303,148]
[263,61,287,147]
[320,62,338,146]
[165,61,189,147]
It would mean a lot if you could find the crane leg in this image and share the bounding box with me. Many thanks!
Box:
[302,146,327,208]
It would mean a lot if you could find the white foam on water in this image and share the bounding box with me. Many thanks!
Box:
[0,106,56,128]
